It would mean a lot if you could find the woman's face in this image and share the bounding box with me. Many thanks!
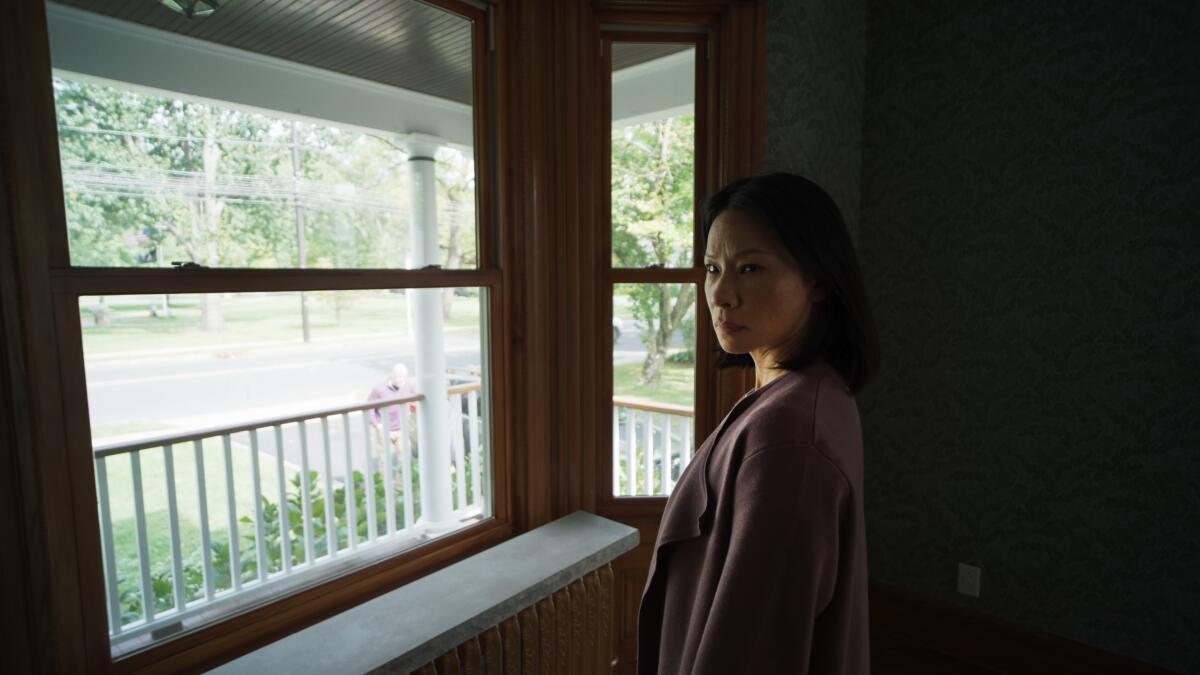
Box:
[703,209,825,366]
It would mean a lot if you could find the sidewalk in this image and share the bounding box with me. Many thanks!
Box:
[87,326,480,364]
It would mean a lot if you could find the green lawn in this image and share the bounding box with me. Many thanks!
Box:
[80,291,484,354]
[613,360,695,407]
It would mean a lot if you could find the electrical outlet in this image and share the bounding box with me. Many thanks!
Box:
[957,563,981,598]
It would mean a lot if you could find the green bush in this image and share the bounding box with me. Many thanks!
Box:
[114,453,478,625]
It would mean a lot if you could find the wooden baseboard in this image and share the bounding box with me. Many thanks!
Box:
[869,580,1180,675]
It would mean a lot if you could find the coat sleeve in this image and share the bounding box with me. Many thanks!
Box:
[692,443,851,675]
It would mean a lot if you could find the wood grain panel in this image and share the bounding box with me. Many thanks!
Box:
[599,563,615,672]
[555,586,573,672]
[584,571,601,675]
[435,647,462,674]
[569,578,588,674]
[518,605,539,674]
[1,0,107,670]
[458,635,483,675]
[583,569,597,672]
[535,596,557,674]
[482,625,504,674]
[500,615,522,675]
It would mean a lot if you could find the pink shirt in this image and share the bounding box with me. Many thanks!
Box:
[366,381,417,431]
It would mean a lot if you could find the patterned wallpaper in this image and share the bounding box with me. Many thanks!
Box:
[762,0,866,241]
[767,1,1200,672]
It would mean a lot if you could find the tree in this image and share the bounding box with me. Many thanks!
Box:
[54,77,291,329]
[611,114,696,386]
[56,74,482,338]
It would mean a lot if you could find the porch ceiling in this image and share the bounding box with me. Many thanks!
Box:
[50,0,476,105]
[48,1,692,107]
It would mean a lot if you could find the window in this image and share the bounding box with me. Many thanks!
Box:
[605,38,709,499]
[43,0,501,661]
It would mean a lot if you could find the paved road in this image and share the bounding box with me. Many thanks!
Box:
[84,320,688,481]
[85,322,674,429]
[85,329,486,428]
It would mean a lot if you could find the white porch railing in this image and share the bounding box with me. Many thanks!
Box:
[612,396,694,497]
[93,383,487,646]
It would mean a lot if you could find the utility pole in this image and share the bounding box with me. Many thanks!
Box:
[291,121,311,342]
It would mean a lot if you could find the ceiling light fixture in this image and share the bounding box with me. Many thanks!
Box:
[160,0,223,19]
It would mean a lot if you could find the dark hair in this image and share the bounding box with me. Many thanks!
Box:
[700,172,879,394]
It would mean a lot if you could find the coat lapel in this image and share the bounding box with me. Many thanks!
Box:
[652,382,772,547]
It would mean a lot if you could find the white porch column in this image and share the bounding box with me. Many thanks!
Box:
[406,134,456,534]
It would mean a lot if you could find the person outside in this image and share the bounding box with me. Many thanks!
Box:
[367,363,419,469]
[636,173,879,674]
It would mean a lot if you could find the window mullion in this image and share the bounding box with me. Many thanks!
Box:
[48,268,502,296]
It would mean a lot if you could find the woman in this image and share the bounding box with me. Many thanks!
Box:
[636,173,879,674]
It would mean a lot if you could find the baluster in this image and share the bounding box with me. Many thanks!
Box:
[359,410,378,543]
[222,435,241,591]
[398,402,413,532]
[625,408,636,496]
[683,420,692,468]
[382,406,397,536]
[612,406,620,496]
[298,420,315,565]
[642,411,654,495]
[194,439,215,601]
[273,425,291,574]
[468,389,482,507]
[163,444,186,610]
[130,450,153,622]
[95,456,122,634]
[341,412,357,550]
[664,415,674,493]
[451,394,467,512]
[320,417,336,558]
[249,430,268,582]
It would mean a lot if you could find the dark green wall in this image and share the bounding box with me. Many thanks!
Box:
[767,1,1200,672]
[762,0,866,240]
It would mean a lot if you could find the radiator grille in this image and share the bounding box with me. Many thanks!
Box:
[408,563,615,675]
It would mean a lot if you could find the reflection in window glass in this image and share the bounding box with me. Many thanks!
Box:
[611,44,696,269]
[82,289,491,652]
[612,283,696,497]
[53,75,476,270]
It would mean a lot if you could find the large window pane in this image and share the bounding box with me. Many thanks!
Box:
[82,289,491,654]
[611,43,696,269]
[48,1,477,270]
[612,283,696,497]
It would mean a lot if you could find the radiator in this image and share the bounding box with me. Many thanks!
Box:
[407,563,615,675]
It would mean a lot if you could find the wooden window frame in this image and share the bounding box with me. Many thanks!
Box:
[592,2,766,521]
[2,0,763,671]
[599,29,714,514]
[1,0,515,671]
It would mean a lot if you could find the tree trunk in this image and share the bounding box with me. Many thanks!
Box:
[638,285,695,386]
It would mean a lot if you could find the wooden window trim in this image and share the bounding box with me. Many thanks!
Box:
[594,2,764,519]
[2,0,517,671]
[600,28,714,513]
[2,0,763,670]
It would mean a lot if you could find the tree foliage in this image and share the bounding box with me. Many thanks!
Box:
[611,115,697,385]
[54,76,478,326]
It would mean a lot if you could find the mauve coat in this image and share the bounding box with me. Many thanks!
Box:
[636,358,870,674]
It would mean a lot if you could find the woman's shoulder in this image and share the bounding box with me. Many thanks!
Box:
[736,360,856,456]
